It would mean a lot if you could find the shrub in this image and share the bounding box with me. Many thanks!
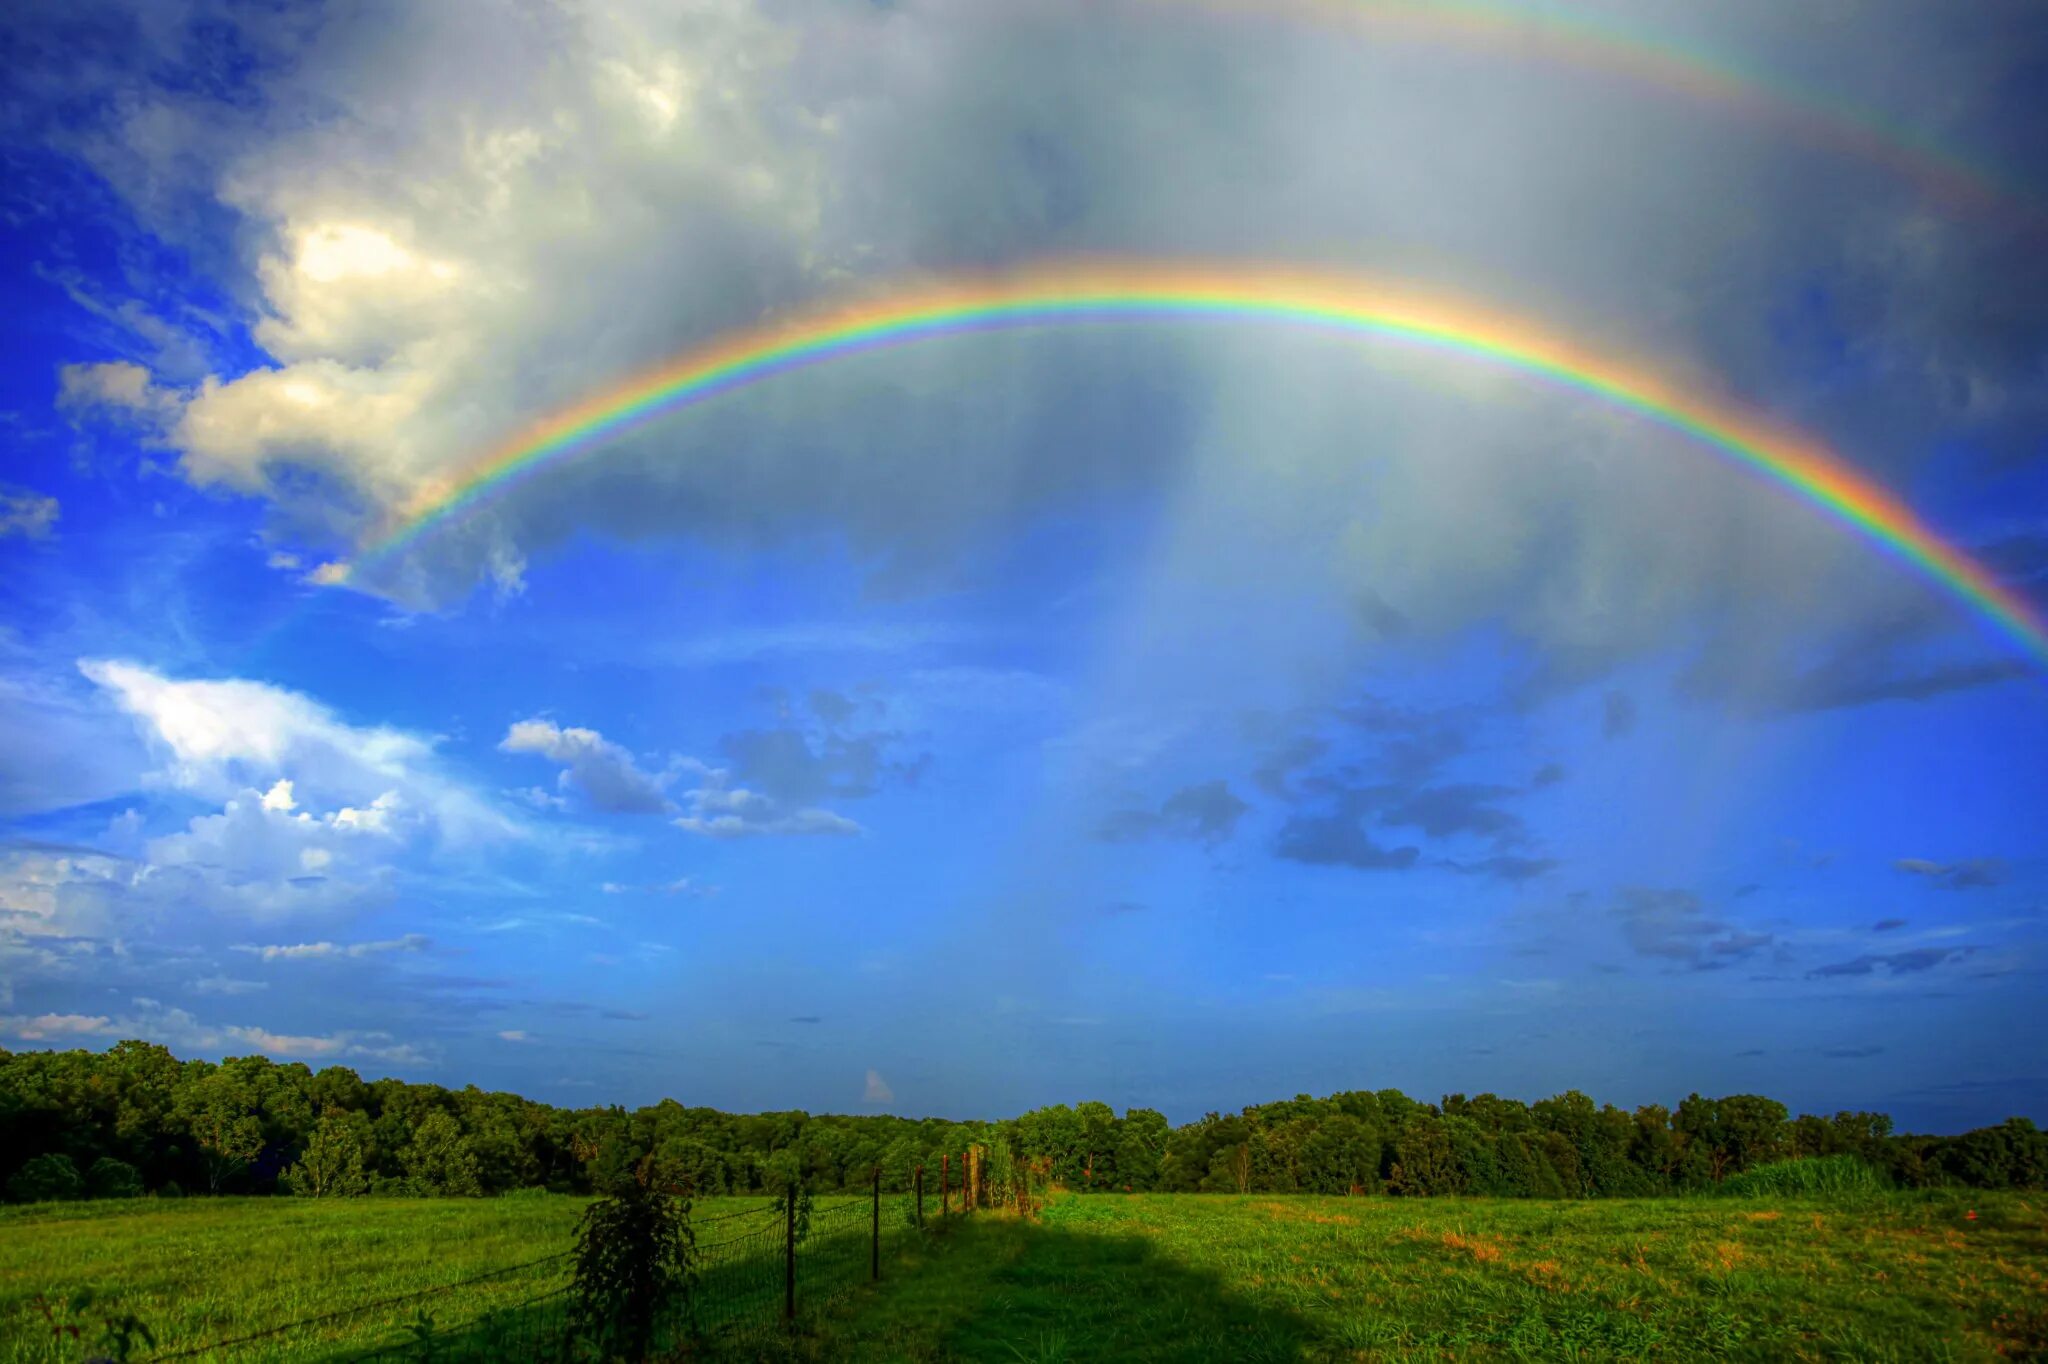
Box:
[87,1157,144,1199]
[1719,1154,1889,1199]
[8,1153,86,1203]
[570,1182,694,1361]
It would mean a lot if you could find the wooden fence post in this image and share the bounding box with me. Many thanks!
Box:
[915,1163,924,1228]
[871,1164,881,1281]
[784,1183,797,1322]
[941,1153,949,1217]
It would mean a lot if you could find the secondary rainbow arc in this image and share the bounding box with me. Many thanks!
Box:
[1171,0,2032,216]
[356,264,2048,668]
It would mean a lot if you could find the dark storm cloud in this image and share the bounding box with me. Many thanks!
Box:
[1977,531,2048,585]
[1873,917,1908,932]
[1774,661,2031,713]
[1252,694,1563,876]
[1681,608,2033,716]
[718,707,930,805]
[1807,946,1980,978]
[1250,732,1329,798]
[807,689,860,727]
[1444,854,1559,883]
[500,721,672,814]
[1098,779,1250,848]
[1354,590,1412,639]
[1611,887,1773,968]
[1378,783,1527,846]
[1895,857,2008,890]
[721,727,881,803]
[1273,810,1419,871]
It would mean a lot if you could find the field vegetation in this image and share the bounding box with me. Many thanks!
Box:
[6,1041,2047,1358]
[2,1187,2044,1361]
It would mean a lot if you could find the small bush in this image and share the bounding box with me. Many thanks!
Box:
[87,1157,144,1199]
[8,1153,85,1203]
[1720,1154,1889,1199]
[570,1181,694,1361]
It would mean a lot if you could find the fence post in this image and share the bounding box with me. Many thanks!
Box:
[871,1164,881,1282]
[941,1153,949,1218]
[784,1183,797,1323]
[915,1163,924,1228]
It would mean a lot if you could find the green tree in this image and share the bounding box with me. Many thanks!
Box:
[402,1110,482,1196]
[8,1152,85,1202]
[1389,1113,1463,1196]
[182,1073,265,1195]
[288,1110,370,1197]
[1115,1108,1170,1191]
[86,1157,144,1199]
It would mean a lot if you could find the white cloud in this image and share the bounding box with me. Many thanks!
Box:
[500,719,671,814]
[56,360,178,419]
[4,663,528,933]
[0,999,424,1065]
[0,1012,118,1041]
[192,976,268,996]
[232,934,429,961]
[0,486,60,540]
[673,780,861,839]
[601,876,718,897]
[35,0,2041,694]
[81,658,517,841]
[497,1029,530,1042]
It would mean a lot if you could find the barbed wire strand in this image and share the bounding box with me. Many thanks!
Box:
[158,1251,571,1360]
[691,1201,781,1226]
[167,1187,919,1360]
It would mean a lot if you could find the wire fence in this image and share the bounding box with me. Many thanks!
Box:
[144,1167,976,1361]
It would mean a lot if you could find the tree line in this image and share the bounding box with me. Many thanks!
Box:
[3,1040,2042,1203]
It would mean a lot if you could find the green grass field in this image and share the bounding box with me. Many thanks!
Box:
[2,1191,2043,1361]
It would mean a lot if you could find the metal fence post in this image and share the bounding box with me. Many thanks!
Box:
[783,1185,797,1323]
[871,1164,881,1282]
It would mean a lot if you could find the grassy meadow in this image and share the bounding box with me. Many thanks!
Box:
[2,1190,2044,1361]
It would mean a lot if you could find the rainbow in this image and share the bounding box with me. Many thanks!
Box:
[1165,0,2030,216]
[358,263,2048,667]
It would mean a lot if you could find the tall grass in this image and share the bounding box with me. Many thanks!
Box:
[1717,1154,1890,1198]
[9,1187,2043,1360]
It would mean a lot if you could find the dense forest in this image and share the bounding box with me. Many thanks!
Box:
[3,1041,2044,1203]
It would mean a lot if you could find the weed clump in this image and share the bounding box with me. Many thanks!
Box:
[1718,1154,1889,1199]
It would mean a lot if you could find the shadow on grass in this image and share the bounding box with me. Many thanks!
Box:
[311,1213,1317,1362]
[774,1214,1321,1364]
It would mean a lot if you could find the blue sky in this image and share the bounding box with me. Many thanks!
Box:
[1,0,2044,1132]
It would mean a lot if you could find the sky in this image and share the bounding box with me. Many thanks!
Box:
[1,0,2044,1133]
